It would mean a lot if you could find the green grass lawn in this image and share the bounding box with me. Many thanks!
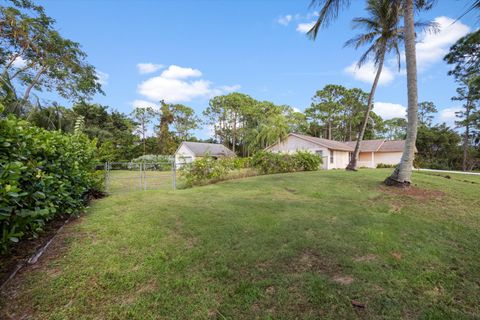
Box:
[2,169,480,319]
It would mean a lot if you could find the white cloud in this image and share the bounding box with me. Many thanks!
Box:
[344,61,395,85]
[439,107,461,127]
[137,64,240,103]
[277,14,293,26]
[12,56,27,69]
[137,63,164,74]
[373,102,407,120]
[160,65,202,79]
[131,99,159,111]
[416,16,470,70]
[219,84,241,92]
[96,70,109,86]
[296,21,315,33]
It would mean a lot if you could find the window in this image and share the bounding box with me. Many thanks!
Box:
[349,152,352,161]
[330,150,334,164]
[315,150,323,157]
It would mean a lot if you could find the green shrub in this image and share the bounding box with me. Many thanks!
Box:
[376,163,397,168]
[251,151,322,174]
[0,109,102,253]
[130,154,174,171]
[180,156,232,187]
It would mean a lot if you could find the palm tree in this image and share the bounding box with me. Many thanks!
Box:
[308,0,435,186]
[344,0,402,171]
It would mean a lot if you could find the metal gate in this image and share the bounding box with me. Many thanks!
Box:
[103,160,169,193]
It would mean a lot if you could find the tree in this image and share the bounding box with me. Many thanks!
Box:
[130,106,155,156]
[171,104,200,142]
[415,124,462,170]
[418,101,437,126]
[453,81,479,171]
[204,92,256,154]
[306,85,346,140]
[444,30,480,89]
[0,0,102,114]
[307,0,436,186]
[445,30,480,171]
[344,0,403,170]
[156,100,176,155]
[381,117,407,140]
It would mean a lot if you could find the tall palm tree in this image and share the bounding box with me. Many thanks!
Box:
[344,0,402,171]
[308,0,435,186]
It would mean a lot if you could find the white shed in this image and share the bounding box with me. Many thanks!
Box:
[175,142,235,166]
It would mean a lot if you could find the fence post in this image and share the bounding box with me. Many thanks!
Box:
[144,162,147,191]
[172,159,176,190]
[104,162,109,193]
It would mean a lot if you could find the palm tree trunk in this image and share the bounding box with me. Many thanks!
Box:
[385,0,418,187]
[347,52,385,171]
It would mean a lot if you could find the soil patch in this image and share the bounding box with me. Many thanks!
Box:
[0,215,72,285]
[381,186,445,200]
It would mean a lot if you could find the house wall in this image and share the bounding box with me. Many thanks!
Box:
[358,152,374,168]
[267,135,348,170]
[175,144,195,167]
[374,152,402,166]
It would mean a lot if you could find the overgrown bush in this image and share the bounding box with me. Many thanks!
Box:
[251,151,322,174]
[0,108,102,252]
[180,156,234,187]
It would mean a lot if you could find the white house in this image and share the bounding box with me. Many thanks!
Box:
[175,141,235,166]
[265,133,413,169]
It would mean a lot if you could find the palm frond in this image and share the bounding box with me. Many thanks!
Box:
[307,0,351,40]
[344,32,377,49]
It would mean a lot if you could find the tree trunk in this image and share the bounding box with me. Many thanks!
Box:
[346,52,385,171]
[22,67,45,101]
[462,102,471,171]
[385,0,418,187]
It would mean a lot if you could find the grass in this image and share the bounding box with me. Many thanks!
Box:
[106,170,178,193]
[2,169,480,319]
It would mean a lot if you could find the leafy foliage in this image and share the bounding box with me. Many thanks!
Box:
[0,107,101,252]
[180,157,236,187]
[251,151,322,175]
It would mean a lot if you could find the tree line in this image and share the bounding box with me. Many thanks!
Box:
[1,0,478,174]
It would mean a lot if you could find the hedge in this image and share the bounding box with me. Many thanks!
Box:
[0,107,102,253]
[251,151,322,174]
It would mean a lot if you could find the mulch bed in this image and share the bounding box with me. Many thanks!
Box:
[0,215,72,288]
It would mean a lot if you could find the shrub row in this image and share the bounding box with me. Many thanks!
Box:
[181,151,321,187]
[0,108,102,252]
[180,157,243,187]
[251,151,322,174]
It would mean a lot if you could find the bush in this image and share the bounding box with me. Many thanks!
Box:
[0,109,102,253]
[180,156,234,187]
[130,154,174,171]
[376,163,397,168]
[251,151,322,174]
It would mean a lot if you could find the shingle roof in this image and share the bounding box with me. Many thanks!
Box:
[181,142,235,157]
[378,140,407,152]
[344,139,385,152]
[277,133,411,153]
[291,133,354,151]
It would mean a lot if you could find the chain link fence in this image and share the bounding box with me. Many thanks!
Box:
[102,156,192,193]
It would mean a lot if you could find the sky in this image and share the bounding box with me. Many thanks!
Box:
[36,0,478,138]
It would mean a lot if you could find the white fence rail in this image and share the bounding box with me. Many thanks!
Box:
[416,168,480,176]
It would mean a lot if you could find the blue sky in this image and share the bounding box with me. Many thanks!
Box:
[40,0,478,138]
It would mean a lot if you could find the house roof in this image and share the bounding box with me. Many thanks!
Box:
[178,142,235,157]
[344,139,385,152]
[270,133,412,153]
[290,133,354,151]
